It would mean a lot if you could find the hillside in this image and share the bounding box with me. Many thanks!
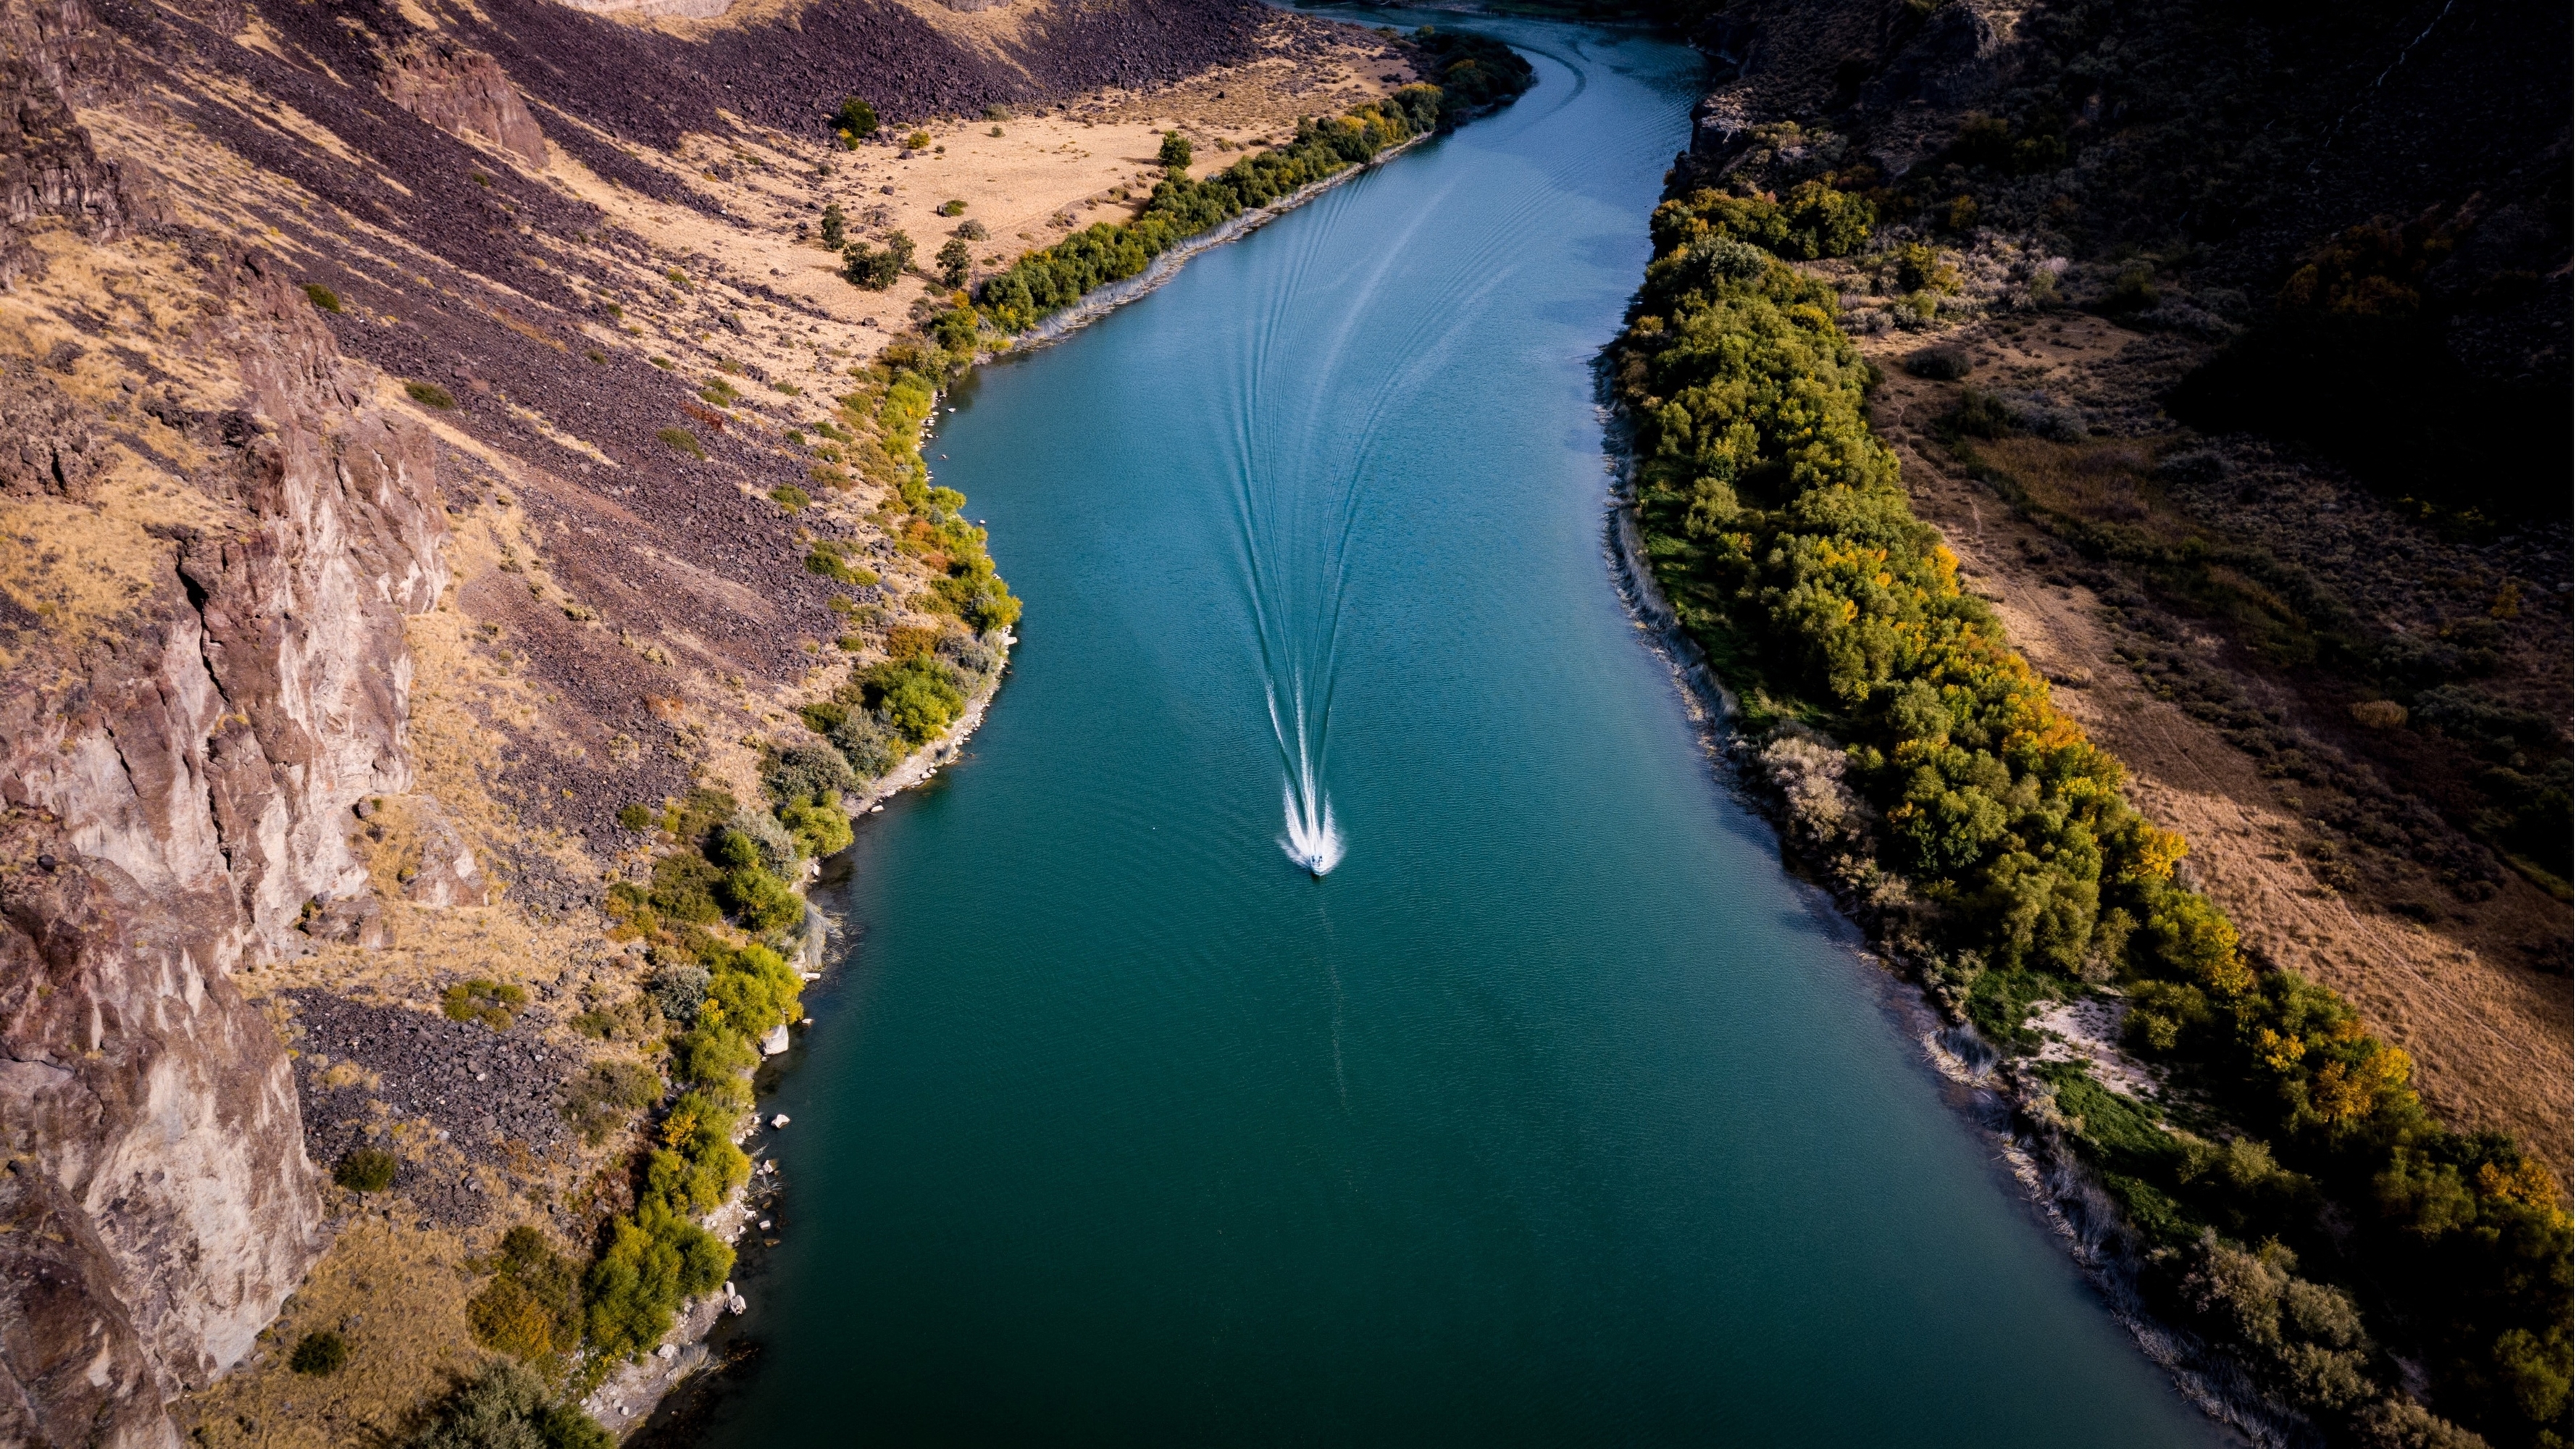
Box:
[1602,0,2569,1442]
[0,0,1435,1440]
[1647,0,2570,1180]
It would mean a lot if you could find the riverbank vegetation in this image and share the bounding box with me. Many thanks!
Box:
[1613,180,2569,1448]
[972,31,1532,332]
[492,316,1021,1400]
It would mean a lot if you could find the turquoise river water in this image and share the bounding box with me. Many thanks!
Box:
[685,15,2228,1446]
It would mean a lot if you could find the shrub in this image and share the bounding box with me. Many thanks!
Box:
[1647,180,1877,262]
[2107,262,2160,312]
[467,1226,584,1361]
[835,96,877,141]
[1904,344,1971,380]
[764,738,856,805]
[903,130,931,150]
[1888,242,1960,294]
[937,199,966,217]
[290,1329,348,1375]
[403,1358,611,1449]
[856,654,966,745]
[974,93,1465,332]
[819,201,845,249]
[725,809,800,873]
[304,283,344,314]
[770,485,810,511]
[617,802,655,833]
[562,1058,662,1144]
[778,794,853,859]
[953,218,988,241]
[827,708,903,778]
[937,238,974,288]
[841,240,905,291]
[2350,699,2409,730]
[335,1146,398,1193]
[655,426,704,459]
[718,864,801,935]
[1158,130,1192,170]
[406,381,456,409]
[441,978,528,1031]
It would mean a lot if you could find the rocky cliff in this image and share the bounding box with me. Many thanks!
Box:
[0,207,452,1442]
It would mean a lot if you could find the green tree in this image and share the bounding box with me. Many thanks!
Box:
[1158,130,1192,170]
[819,202,845,249]
[841,242,900,291]
[936,238,974,288]
[835,96,877,144]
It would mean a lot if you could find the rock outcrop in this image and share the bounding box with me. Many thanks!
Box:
[0,0,144,287]
[0,189,449,1449]
[378,37,548,167]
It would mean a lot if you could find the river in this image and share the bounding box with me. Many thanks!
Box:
[683,15,2228,1446]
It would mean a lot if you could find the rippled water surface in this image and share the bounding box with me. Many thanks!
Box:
[686,16,2224,1445]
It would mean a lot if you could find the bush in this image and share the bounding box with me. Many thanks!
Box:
[1904,344,1971,380]
[937,199,966,217]
[2106,262,2159,312]
[304,283,344,314]
[937,238,974,288]
[841,240,905,291]
[467,1226,584,1361]
[1648,180,1877,262]
[441,978,528,1031]
[1158,130,1192,170]
[655,426,704,459]
[562,1059,662,1145]
[778,795,853,859]
[953,218,987,241]
[718,864,801,935]
[406,381,456,409]
[335,1146,398,1193]
[290,1329,348,1375]
[764,738,856,805]
[827,707,903,778]
[643,852,722,926]
[819,202,845,249]
[404,1358,611,1449]
[616,802,654,833]
[856,654,966,745]
[835,96,877,142]
[646,964,709,1027]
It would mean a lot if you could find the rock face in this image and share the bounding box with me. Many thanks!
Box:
[378,37,548,167]
[0,0,146,287]
[0,79,450,1439]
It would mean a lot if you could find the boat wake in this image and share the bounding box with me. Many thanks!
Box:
[1208,170,1510,880]
[1271,677,1345,876]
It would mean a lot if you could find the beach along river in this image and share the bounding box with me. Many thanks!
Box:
[684,17,2227,1446]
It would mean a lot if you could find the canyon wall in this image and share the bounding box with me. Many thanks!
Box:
[0,12,451,1428]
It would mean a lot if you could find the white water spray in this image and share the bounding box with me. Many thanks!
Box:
[1269,677,1345,875]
